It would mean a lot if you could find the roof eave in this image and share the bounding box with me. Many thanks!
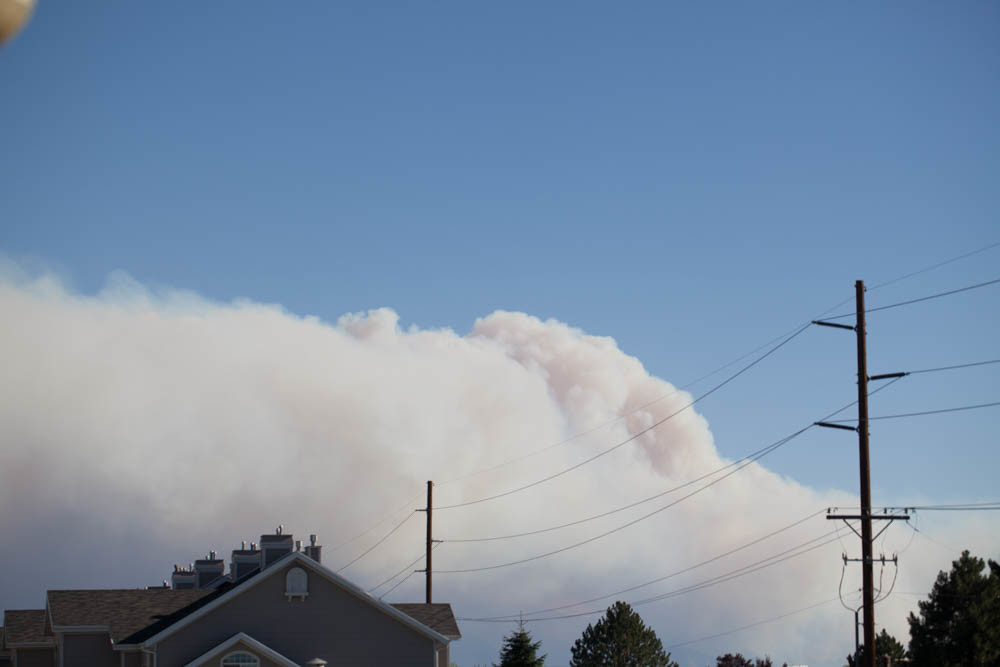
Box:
[141,551,451,647]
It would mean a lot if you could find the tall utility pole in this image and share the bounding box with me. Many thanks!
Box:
[854,280,876,667]
[425,480,433,603]
[815,281,907,667]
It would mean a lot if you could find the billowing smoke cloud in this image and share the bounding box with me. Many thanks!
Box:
[0,261,996,666]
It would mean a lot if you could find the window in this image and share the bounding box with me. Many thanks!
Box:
[285,566,308,599]
[221,652,259,666]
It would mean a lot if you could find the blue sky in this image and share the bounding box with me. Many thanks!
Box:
[1,2,998,665]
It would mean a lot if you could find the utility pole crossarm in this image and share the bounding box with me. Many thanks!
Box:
[812,320,857,331]
[816,421,858,431]
[826,514,910,521]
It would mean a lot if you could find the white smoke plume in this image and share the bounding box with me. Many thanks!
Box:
[0,262,996,666]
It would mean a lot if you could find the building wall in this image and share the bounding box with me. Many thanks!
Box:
[61,633,114,667]
[120,651,143,667]
[12,648,55,667]
[154,561,438,666]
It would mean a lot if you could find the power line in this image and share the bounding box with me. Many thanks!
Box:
[847,501,1000,511]
[906,358,1000,374]
[379,568,418,599]
[336,511,417,574]
[462,508,826,620]
[869,241,1000,291]
[439,381,903,573]
[437,428,812,574]
[874,562,899,605]
[377,542,443,599]
[435,323,812,511]
[443,448,814,543]
[828,401,1000,422]
[323,242,1000,566]
[822,277,1000,321]
[812,240,1000,319]
[461,528,849,622]
[328,489,424,554]
[627,531,846,607]
[371,549,428,593]
[663,597,840,650]
[445,379,904,544]
[903,505,1000,511]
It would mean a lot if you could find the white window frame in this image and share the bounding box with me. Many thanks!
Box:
[220,650,260,666]
[285,566,309,600]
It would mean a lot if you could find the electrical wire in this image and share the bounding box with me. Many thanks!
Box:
[371,549,428,593]
[838,558,859,613]
[874,560,886,600]
[891,501,1000,510]
[911,526,960,554]
[628,533,842,606]
[377,542,442,599]
[663,597,840,650]
[465,509,828,620]
[828,401,1000,422]
[336,511,417,574]
[896,513,918,556]
[379,569,418,599]
[906,359,1000,374]
[323,241,1000,568]
[440,382,902,573]
[436,323,812,511]
[329,489,424,554]
[852,501,1000,511]
[437,428,812,574]
[821,277,1000,321]
[443,443,816,543]
[462,528,850,622]
[875,562,899,605]
[869,241,1000,291]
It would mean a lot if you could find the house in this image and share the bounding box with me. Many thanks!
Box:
[0,528,460,666]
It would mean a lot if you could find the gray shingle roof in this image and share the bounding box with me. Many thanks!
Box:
[391,603,461,639]
[2,610,51,645]
[47,590,212,643]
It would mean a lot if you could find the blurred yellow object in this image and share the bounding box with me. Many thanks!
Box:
[0,0,36,46]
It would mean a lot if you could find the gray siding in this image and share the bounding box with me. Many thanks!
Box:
[62,633,113,667]
[155,562,439,666]
[121,651,143,667]
[12,648,54,667]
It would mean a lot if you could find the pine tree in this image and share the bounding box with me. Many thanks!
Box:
[494,620,546,667]
[907,550,1000,666]
[569,601,678,667]
[845,629,905,667]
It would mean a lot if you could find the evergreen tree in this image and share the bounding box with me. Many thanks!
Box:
[717,654,778,667]
[845,629,905,667]
[907,550,1000,666]
[494,620,546,667]
[569,601,678,667]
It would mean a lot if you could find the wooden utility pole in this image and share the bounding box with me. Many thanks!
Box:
[815,281,908,667]
[425,480,433,604]
[854,280,876,667]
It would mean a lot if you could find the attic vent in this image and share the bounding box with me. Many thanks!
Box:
[285,567,308,600]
